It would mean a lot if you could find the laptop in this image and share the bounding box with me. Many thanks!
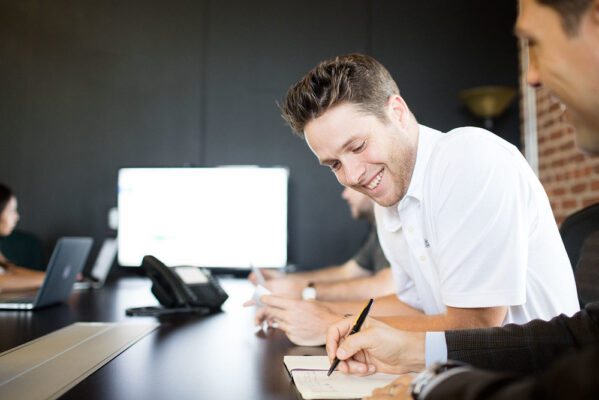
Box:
[0,237,93,310]
[74,238,117,290]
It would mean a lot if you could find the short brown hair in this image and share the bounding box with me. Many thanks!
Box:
[281,54,399,136]
[537,0,593,36]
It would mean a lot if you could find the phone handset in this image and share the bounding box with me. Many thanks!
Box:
[141,255,200,308]
[127,255,228,316]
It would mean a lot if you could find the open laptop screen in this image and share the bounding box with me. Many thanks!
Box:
[117,167,288,269]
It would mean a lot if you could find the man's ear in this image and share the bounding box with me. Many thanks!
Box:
[592,0,599,27]
[387,95,410,130]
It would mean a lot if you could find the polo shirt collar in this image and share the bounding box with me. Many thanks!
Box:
[380,124,443,232]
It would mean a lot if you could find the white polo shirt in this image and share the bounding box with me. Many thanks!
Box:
[375,125,579,325]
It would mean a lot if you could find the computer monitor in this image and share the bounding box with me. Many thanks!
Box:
[117,167,288,269]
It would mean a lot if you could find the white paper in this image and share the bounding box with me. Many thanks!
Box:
[284,356,400,399]
[252,284,271,307]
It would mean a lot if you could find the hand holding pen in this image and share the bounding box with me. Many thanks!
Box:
[325,305,426,376]
[327,298,374,376]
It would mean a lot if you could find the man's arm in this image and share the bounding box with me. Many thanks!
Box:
[250,259,372,299]
[257,294,423,346]
[417,346,599,400]
[444,302,599,374]
[377,305,508,331]
[310,268,395,301]
[324,293,425,317]
[285,259,372,282]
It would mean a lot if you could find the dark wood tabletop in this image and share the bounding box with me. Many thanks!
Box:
[0,275,326,400]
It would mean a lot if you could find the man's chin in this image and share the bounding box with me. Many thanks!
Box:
[574,123,599,156]
[371,195,401,208]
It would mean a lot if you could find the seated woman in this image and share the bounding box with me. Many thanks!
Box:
[0,183,45,292]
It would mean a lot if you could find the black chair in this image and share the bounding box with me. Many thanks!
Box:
[0,229,44,271]
[560,202,599,307]
[573,231,599,307]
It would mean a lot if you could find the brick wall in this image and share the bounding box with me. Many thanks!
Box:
[535,87,599,225]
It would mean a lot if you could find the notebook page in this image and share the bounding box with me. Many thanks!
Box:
[284,356,400,399]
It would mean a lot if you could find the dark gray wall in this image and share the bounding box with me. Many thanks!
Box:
[0,0,518,269]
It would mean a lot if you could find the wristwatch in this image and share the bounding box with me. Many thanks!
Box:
[301,282,316,300]
[409,361,467,400]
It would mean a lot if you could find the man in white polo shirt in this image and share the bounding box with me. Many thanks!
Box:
[255,53,578,346]
[374,122,576,325]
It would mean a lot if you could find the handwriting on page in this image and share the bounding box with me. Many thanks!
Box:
[294,371,338,393]
[292,370,399,399]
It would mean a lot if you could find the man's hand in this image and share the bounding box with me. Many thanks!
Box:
[254,295,343,346]
[364,375,414,400]
[326,317,426,375]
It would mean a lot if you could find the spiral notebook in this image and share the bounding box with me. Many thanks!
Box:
[284,355,400,399]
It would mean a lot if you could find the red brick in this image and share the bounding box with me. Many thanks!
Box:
[562,199,577,209]
[551,159,565,168]
[550,130,565,140]
[571,183,587,193]
[542,119,556,130]
[553,187,566,196]
[559,141,575,151]
[583,198,599,208]
[570,154,585,162]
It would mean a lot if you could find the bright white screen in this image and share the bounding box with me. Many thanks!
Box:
[117,167,288,268]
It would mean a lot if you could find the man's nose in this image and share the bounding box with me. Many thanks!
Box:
[526,51,542,88]
[344,159,365,187]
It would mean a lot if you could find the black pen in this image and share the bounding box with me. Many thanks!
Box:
[327,298,374,377]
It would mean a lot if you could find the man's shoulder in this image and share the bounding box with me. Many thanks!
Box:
[441,126,516,149]
[429,126,521,167]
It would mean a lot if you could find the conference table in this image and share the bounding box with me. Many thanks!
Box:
[0,272,327,399]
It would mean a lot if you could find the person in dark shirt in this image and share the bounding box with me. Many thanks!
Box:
[0,183,45,292]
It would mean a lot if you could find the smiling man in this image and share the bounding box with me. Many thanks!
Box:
[255,52,579,346]
[324,0,599,399]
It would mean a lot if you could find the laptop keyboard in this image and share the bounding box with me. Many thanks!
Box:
[0,291,37,303]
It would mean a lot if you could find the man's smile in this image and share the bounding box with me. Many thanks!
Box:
[365,168,384,191]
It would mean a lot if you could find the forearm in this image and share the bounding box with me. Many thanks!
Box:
[445,303,599,374]
[424,346,599,400]
[324,294,424,317]
[287,260,369,283]
[313,268,395,302]
[423,368,533,400]
[0,268,45,292]
[378,306,505,332]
